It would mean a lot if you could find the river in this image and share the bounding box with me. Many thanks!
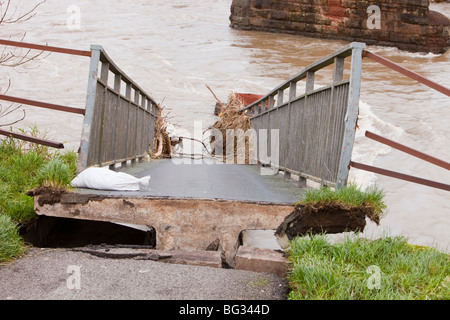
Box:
[1,0,449,252]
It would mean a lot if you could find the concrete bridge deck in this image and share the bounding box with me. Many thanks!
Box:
[78,159,306,204]
[33,159,306,267]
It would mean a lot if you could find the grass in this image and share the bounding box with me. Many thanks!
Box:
[286,234,450,300]
[0,127,77,263]
[0,215,26,263]
[297,183,387,224]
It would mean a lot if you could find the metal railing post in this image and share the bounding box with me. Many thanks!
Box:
[336,42,366,188]
[77,45,102,173]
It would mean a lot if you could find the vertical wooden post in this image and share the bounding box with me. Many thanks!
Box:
[337,42,366,188]
[305,71,315,93]
[319,56,345,183]
[122,82,132,168]
[97,60,109,166]
[109,73,121,170]
[284,81,297,180]
[77,45,102,173]
[132,88,140,165]
[277,89,284,107]
[297,72,315,187]
[333,57,345,83]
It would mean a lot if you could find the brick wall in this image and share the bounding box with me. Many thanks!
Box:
[230,0,450,54]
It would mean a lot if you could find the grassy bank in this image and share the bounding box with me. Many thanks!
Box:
[287,186,449,300]
[0,128,77,263]
[286,234,450,300]
[298,183,387,224]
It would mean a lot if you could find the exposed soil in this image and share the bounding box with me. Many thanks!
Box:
[276,203,375,240]
[26,187,67,206]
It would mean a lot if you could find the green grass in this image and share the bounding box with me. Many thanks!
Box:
[286,234,450,300]
[0,215,27,263]
[297,183,387,224]
[0,128,77,263]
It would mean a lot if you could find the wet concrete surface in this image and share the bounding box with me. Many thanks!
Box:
[0,248,288,300]
[77,160,306,204]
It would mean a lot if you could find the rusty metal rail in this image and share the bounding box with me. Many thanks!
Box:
[365,131,450,171]
[362,50,450,97]
[1,39,158,162]
[350,161,450,192]
[0,128,64,149]
[350,52,450,192]
[0,39,91,149]
[0,94,85,115]
[350,131,450,192]
[0,39,91,57]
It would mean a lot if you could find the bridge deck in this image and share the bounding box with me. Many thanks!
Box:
[76,159,307,204]
[33,159,307,266]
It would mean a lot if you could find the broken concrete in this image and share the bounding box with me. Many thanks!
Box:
[32,190,295,267]
[235,246,288,276]
[74,246,223,268]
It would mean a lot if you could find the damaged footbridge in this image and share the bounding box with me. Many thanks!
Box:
[26,42,367,268]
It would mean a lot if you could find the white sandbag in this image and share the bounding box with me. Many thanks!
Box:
[71,167,150,191]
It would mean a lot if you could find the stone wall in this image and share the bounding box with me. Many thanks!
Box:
[230,0,450,54]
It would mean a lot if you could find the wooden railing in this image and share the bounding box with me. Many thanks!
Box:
[77,45,158,172]
[0,40,158,171]
[242,42,366,188]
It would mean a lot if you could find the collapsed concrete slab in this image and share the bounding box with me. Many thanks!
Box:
[235,246,288,276]
[29,188,295,267]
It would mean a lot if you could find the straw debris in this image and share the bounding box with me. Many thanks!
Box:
[152,104,171,159]
[208,91,252,164]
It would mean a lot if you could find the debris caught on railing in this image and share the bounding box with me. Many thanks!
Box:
[205,84,224,116]
[206,91,252,164]
[152,103,172,159]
